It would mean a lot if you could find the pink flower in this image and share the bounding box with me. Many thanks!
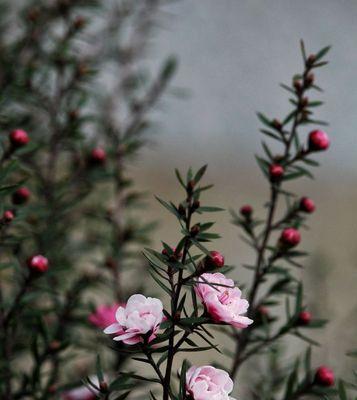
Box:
[103,294,164,345]
[88,303,121,329]
[195,273,253,329]
[186,365,237,400]
[62,386,96,400]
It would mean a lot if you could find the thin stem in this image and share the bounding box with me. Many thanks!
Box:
[163,192,193,400]
[231,61,313,378]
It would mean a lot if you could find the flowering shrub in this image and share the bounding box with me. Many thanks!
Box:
[0,1,355,400]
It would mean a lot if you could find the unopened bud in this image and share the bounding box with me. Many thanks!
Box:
[190,224,200,236]
[307,54,316,66]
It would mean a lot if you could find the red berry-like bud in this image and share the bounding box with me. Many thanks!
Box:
[90,147,106,165]
[307,54,316,65]
[73,16,86,30]
[3,210,14,223]
[315,366,335,387]
[9,129,30,148]
[258,306,269,317]
[269,164,284,181]
[280,227,301,247]
[12,187,31,205]
[204,251,225,270]
[297,310,312,325]
[308,130,330,152]
[27,255,49,273]
[162,247,182,260]
[300,197,315,213]
[240,205,253,217]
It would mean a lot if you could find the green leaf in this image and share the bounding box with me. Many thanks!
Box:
[338,380,348,400]
[155,196,181,219]
[314,45,331,62]
[95,354,104,383]
[194,165,207,184]
[257,112,273,128]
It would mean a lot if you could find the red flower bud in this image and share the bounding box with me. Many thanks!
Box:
[204,251,225,270]
[240,205,253,217]
[308,130,330,152]
[73,16,86,30]
[297,310,312,325]
[315,366,335,387]
[90,147,106,165]
[9,129,30,148]
[269,164,284,181]
[27,255,49,273]
[12,187,31,205]
[258,306,269,317]
[300,197,315,213]
[162,247,182,260]
[2,210,14,223]
[280,227,301,247]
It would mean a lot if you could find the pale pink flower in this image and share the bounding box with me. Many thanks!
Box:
[88,303,121,329]
[62,387,96,400]
[195,273,253,328]
[186,365,237,400]
[103,294,164,345]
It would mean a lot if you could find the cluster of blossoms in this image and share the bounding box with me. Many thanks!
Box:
[95,250,250,399]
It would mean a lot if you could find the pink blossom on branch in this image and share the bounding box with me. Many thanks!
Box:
[195,273,253,329]
[103,294,164,345]
[186,365,236,400]
[88,303,122,329]
[62,386,96,400]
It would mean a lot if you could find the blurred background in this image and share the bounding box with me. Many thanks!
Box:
[123,0,357,389]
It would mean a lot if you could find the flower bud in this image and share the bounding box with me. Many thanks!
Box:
[99,381,108,392]
[192,200,200,211]
[299,197,315,213]
[27,8,40,22]
[47,385,57,394]
[12,187,31,205]
[280,227,301,247]
[301,97,309,108]
[2,210,14,223]
[9,129,30,148]
[272,119,282,130]
[49,340,61,352]
[269,164,284,181]
[305,73,315,86]
[190,224,200,236]
[307,54,316,66]
[90,147,106,165]
[27,254,49,273]
[240,205,253,218]
[257,306,269,317]
[73,16,86,30]
[315,366,334,387]
[308,130,330,152]
[178,204,186,216]
[293,79,302,92]
[204,251,225,271]
[105,257,116,270]
[68,109,79,121]
[162,246,182,261]
[187,180,195,194]
[297,310,311,326]
[76,62,88,78]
